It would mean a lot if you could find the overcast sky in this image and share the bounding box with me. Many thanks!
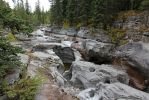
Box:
[4,0,51,11]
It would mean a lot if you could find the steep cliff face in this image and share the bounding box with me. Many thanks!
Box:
[113,11,149,43]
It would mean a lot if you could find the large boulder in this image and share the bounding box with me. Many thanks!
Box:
[78,82,149,100]
[31,29,59,43]
[70,61,129,89]
[83,40,114,64]
[77,27,89,38]
[28,50,64,77]
[4,68,21,85]
[93,33,111,43]
[41,27,52,33]
[18,54,29,66]
[53,46,75,64]
[116,42,149,78]
[77,28,111,43]
[73,49,83,61]
[59,28,77,36]
[4,54,29,85]
[31,29,44,36]
[32,51,63,66]
[51,26,61,34]
[28,50,74,100]
[0,95,8,100]
[32,43,64,51]
[15,33,31,41]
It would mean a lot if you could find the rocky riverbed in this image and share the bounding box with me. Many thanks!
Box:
[7,27,149,100]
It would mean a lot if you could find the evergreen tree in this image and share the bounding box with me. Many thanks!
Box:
[61,0,68,19]
[35,0,42,25]
[41,7,46,24]
[0,0,11,27]
[49,0,144,28]
[51,0,63,25]
[139,0,149,10]
[25,0,30,15]
[77,0,92,26]
[66,0,77,26]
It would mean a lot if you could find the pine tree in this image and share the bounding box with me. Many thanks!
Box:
[35,0,42,25]
[49,0,144,28]
[41,7,46,24]
[61,0,68,21]
[66,0,77,26]
[25,0,30,15]
[139,0,149,10]
[50,0,63,25]
[78,0,92,26]
[14,0,26,20]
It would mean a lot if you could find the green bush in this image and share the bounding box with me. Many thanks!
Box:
[139,0,149,10]
[20,24,33,36]
[108,28,128,46]
[2,76,44,100]
[6,32,17,42]
[0,37,23,79]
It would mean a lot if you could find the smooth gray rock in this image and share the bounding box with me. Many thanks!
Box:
[53,46,75,64]
[31,29,44,36]
[31,29,58,43]
[18,54,29,66]
[59,28,77,36]
[4,68,20,85]
[51,26,61,34]
[143,32,149,36]
[78,82,149,100]
[73,49,83,61]
[77,27,89,38]
[41,27,52,33]
[116,42,149,78]
[94,33,111,43]
[50,67,67,87]
[83,40,114,64]
[15,34,31,41]
[0,95,8,100]
[71,61,129,89]
[77,28,111,43]
[113,15,142,31]
[32,43,63,51]
[28,51,64,77]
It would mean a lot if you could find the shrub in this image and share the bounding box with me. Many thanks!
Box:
[0,37,23,79]
[117,10,140,20]
[76,22,83,29]
[139,0,149,10]
[63,20,70,29]
[2,76,44,100]
[6,32,16,42]
[108,28,128,46]
[21,24,33,36]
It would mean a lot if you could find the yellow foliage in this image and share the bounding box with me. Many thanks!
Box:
[76,22,83,29]
[63,20,70,29]
[6,33,16,42]
[139,24,149,32]
[108,28,128,45]
[118,10,140,20]
[87,19,94,28]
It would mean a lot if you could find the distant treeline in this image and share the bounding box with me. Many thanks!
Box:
[50,0,149,29]
[0,0,51,34]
